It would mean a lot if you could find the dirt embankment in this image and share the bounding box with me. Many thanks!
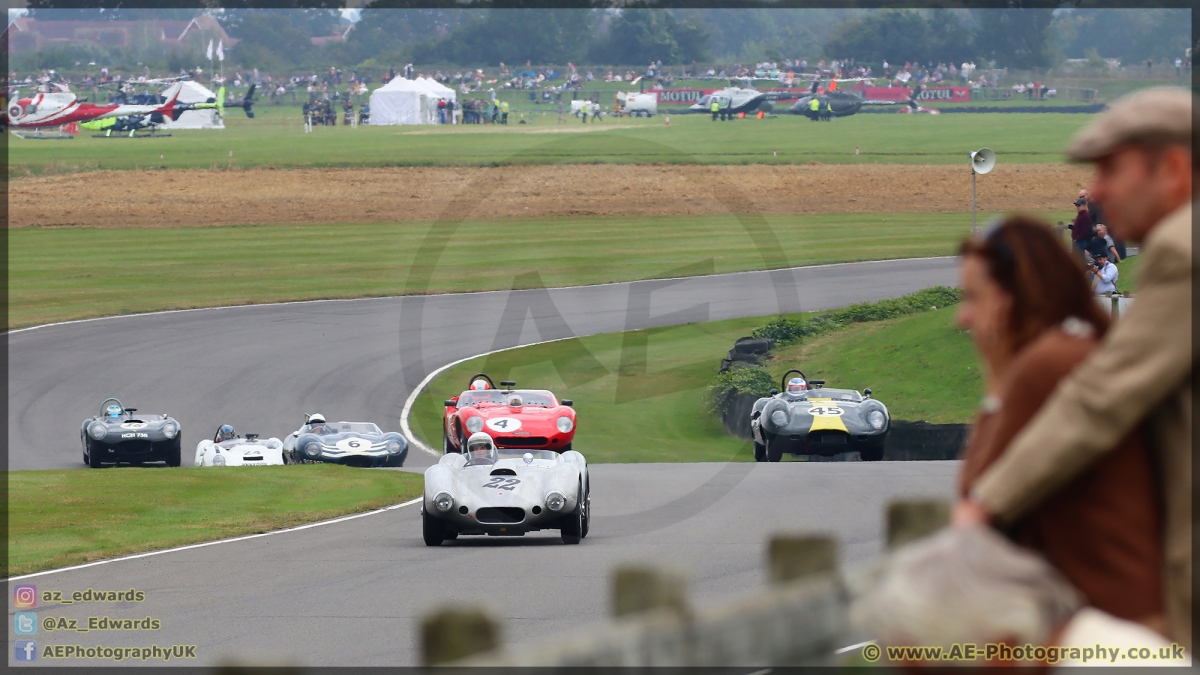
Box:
[8,163,1090,228]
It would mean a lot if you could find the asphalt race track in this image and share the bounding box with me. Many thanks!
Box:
[7,258,960,666]
[7,462,958,666]
[9,257,957,470]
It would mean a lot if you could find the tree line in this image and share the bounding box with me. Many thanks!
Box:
[18,5,1193,74]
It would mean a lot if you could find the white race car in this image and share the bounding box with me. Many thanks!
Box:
[422,433,590,546]
[194,424,285,467]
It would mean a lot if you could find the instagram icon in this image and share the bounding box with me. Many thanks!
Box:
[13,585,36,609]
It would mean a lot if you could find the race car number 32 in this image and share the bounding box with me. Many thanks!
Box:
[486,418,522,432]
[808,406,845,417]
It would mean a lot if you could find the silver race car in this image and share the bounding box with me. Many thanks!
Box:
[283,413,408,467]
[422,432,590,546]
[195,424,286,467]
[81,398,182,468]
[750,370,890,462]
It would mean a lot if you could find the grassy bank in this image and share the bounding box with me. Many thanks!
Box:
[9,109,1089,176]
[7,465,423,577]
[11,211,1005,328]
[410,301,977,463]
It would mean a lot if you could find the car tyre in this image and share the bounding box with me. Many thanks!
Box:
[561,486,584,544]
[766,437,784,463]
[423,510,445,546]
[860,443,885,462]
[442,430,452,454]
[87,443,105,469]
[580,484,591,539]
[166,442,181,467]
[753,441,767,462]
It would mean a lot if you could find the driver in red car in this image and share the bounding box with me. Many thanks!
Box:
[470,379,491,391]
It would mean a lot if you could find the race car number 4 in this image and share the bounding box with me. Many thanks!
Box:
[808,406,845,417]
[485,418,522,432]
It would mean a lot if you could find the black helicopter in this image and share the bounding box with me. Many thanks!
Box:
[788,81,927,119]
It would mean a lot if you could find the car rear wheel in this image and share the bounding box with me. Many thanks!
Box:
[422,510,446,546]
[753,441,767,462]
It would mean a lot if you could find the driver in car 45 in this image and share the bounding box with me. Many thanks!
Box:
[784,377,808,399]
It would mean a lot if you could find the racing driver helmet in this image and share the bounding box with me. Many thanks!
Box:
[105,403,123,419]
[470,379,491,391]
[465,431,497,463]
[785,377,808,397]
[218,424,237,441]
[508,394,523,408]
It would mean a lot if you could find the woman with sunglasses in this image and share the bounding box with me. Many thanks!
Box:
[955,216,1165,635]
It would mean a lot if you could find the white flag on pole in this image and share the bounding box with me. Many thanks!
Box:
[216,39,224,62]
[206,39,213,60]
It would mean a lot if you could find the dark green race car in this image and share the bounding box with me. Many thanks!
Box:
[749,370,890,462]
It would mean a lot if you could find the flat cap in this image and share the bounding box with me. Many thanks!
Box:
[1066,86,1195,162]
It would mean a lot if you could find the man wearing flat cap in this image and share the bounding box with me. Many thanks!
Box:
[956,87,1195,648]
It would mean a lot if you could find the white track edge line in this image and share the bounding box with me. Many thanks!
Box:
[835,640,876,654]
[399,335,585,457]
[7,256,956,335]
[3,497,422,583]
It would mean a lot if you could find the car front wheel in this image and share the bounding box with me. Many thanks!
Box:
[87,443,105,469]
[166,442,181,467]
[423,510,446,546]
[561,487,584,544]
[766,437,784,462]
[753,441,766,462]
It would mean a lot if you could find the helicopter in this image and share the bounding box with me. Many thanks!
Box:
[81,85,257,137]
[8,81,186,130]
[788,81,930,118]
[688,86,771,117]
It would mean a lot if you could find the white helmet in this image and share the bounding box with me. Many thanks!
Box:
[308,413,326,425]
[465,432,497,462]
[785,378,808,396]
[508,394,523,408]
[470,379,491,391]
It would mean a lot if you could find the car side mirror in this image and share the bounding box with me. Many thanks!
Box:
[444,400,457,408]
[561,400,573,407]
[770,388,779,396]
[863,388,872,398]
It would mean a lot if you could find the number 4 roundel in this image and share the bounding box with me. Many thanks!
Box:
[485,417,522,432]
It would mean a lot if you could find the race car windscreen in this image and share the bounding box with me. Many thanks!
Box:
[802,389,862,402]
[456,390,557,407]
[497,449,558,461]
[318,422,381,435]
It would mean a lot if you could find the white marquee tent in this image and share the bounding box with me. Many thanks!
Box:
[160,80,224,130]
[369,77,457,126]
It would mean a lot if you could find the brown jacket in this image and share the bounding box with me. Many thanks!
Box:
[960,329,1163,623]
[972,200,1193,647]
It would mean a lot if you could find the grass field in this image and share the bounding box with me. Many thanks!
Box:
[8,107,1093,175]
[409,301,976,463]
[13,210,1037,328]
[7,465,423,577]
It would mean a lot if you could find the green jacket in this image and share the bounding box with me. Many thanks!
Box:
[809,98,820,111]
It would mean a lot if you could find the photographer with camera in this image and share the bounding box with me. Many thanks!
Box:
[1087,251,1119,295]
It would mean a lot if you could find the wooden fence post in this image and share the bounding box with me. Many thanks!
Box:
[767,534,838,584]
[886,499,949,549]
[612,566,689,618]
[421,606,501,665]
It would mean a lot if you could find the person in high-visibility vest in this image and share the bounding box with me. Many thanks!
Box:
[711,99,719,121]
[809,96,820,121]
[500,100,509,124]
[823,99,834,121]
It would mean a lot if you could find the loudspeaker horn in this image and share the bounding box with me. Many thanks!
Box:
[970,147,995,175]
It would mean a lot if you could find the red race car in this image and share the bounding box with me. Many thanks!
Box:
[442,373,576,453]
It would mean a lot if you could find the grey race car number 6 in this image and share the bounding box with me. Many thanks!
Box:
[483,477,521,491]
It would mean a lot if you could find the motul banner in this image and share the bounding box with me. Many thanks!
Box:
[863,87,970,102]
[654,89,715,104]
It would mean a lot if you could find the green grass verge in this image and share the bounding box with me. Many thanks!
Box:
[9,107,1090,175]
[410,301,977,463]
[7,465,423,577]
[13,210,1052,329]
[1116,253,1139,294]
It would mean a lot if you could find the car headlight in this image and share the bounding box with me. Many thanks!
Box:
[304,442,322,457]
[556,416,574,433]
[545,491,566,512]
[87,422,107,440]
[162,422,178,439]
[387,440,402,453]
[465,416,484,434]
[213,454,226,466]
[868,410,886,430]
[770,410,788,426]
[433,492,454,513]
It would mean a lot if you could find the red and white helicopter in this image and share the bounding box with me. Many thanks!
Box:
[7,81,185,130]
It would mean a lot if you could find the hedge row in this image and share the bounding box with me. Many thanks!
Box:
[706,286,962,418]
